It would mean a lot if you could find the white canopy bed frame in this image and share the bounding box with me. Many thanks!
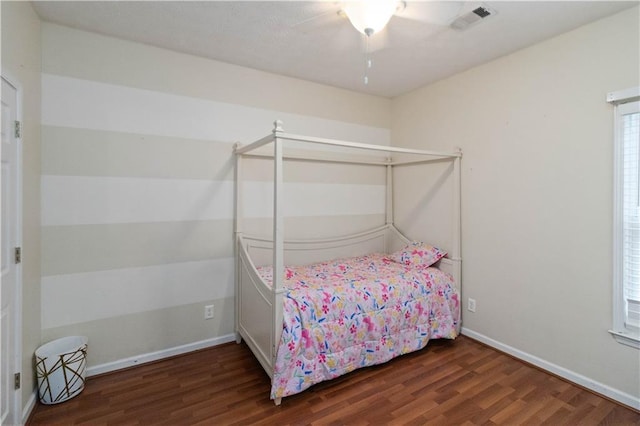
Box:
[234,120,462,405]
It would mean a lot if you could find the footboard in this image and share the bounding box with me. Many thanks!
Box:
[235,238,282,378]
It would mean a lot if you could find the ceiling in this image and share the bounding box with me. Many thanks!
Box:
[32,1,637,98]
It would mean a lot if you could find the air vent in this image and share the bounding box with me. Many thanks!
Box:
[450,4,497,31]
[473,7,491,18]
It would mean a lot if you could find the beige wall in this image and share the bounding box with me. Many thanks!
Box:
[40,23,391,370]
[1,0,42,413]
[391,7,640,401]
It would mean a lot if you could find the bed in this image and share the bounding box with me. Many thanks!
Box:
[234,121,462,405]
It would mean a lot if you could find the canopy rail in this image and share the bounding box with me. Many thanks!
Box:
[238,151,459,167]
[234,120,462,163]
[239,151,391,167]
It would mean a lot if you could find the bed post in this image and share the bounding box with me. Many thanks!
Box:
[272,120,285,405]
[385,159,393,226]
[234,143,243,344]
[452,149,461,259]
[385,159,394,253]
[452,148,462,329]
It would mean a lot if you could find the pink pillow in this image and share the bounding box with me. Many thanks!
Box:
[389,241,446,268]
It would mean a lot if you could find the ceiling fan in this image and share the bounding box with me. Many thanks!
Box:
[345,1,466,34]
[294,1,469,84]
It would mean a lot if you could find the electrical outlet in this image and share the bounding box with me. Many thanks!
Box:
[204,304,214,320]
[468,298,476,313]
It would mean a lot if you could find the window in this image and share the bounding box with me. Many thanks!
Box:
[609,87,640,348]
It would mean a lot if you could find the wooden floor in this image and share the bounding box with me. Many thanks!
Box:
[28,336,639,425]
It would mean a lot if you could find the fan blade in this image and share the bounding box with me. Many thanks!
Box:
[289,2,342,29]
[395,1,464,26]
[384,15,443,44]
[291,9,338,28]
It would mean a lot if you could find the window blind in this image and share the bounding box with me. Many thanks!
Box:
[608,88,639,346]
[622,107,640,328]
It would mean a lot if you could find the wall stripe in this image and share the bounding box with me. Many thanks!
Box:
[41,176,385,226]
[42,125,386,185]
[245,157,386,185]
[41,258,234,329]
[242,182,386,220]
[42,215,385,277]
[41,125,235,180]
[41,297,235,367]
[243,214,385,240]
[41,220,234,276]
[41,176,234,226]
[42,73,390,145]
[41,23,391,129]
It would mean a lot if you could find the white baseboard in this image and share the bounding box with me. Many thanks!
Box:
[22,390,37,425]
[461,327,640,411]
[86,334,236,377]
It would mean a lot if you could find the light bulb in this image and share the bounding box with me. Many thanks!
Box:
[344,1,398,35]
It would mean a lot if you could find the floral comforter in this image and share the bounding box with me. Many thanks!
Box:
[257,253,460,400]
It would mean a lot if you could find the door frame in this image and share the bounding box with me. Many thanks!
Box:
[2,71,24,425]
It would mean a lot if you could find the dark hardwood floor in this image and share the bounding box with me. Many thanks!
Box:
[27,335,639,425]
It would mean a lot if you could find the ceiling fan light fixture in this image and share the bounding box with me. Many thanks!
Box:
[343,1,398,35]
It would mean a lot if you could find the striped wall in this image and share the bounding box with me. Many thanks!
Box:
[41,24,391,367]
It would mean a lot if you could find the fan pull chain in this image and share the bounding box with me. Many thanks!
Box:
[364,29,373,85]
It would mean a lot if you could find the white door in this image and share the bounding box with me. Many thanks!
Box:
[1,76,22,426]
